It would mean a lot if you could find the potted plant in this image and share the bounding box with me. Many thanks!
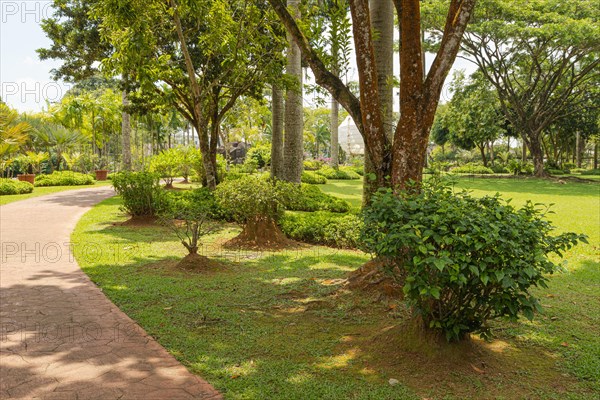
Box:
[17,151,48,184]
[94,156,109,180]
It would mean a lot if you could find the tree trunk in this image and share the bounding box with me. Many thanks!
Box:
[121,88,132,171]
[594,140,598,170]
[283,0,304,184]
[478,143,487,167]
[527,135,546,177]
[271,85,285,180]
[522,140,527,162]
[330,98,339,169]
[576,131,583,168]
[364,0,394,204]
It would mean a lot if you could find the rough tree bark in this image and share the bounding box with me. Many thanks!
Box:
[283,0,304,184]
[364,0,395,203]
[121,88,132,171]
[271,85,285,179]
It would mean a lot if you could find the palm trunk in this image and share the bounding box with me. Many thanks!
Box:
[283,0,303,184]
[121,87,132,171]
[271,85,285,179]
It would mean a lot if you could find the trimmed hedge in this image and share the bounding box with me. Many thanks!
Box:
[285,184,350,213]
[0,179,34,195]
[34,171,95,187]
[316,166,361,180]
[280,211,362,248]
[301,171,327,184]
[450,164,494,175]
[581,169,600,175]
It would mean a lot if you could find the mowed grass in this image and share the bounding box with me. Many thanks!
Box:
[0,180,111,205]
[72,177,599,399]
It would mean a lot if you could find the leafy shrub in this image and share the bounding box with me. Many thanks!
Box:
[450,163,494,174]
[507,160,534,175]
[0,178,33,195]
[111,172,167,217]
[316,166,361,180]
[342,165,364,176]
[490,164,508,174]
[160,188,221,254]
[149,148,182,187]
[285,184,350,213]
[215,175,297,224]
[569,168,586,174]
[361,180,586,341]
[280,211,362,248]
[246,145,271,169]
[303,159,324,171]
[34,171,95,186]
[301,171,327,184]
[581,168,600,175]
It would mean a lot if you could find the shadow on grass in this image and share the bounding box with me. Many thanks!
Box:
[75,246,598,399]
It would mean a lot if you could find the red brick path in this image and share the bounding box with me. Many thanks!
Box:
[0,187,222,399]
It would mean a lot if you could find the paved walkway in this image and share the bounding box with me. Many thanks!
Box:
[0,187,222,399]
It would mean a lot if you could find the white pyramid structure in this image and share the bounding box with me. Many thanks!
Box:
[338,115,365,156]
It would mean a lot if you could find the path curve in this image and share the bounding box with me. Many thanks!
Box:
[0,187,221,399]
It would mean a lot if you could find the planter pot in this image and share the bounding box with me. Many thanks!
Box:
[17,174,35,185]
[95,170,109,181]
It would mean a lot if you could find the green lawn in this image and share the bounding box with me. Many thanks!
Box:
[0,180,112,206]
[72,177,599,399]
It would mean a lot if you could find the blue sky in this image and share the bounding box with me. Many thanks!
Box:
[1,1,475,114]
[1,0,72,113]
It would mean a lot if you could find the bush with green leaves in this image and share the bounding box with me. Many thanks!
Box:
[301,171,327,184]
[111,172,167,218]
[246,144,271,169]
[342,165,364,176]
[360,180,586,341]
[160,188,221,254]
[507,160,534,175]
[580,168,600,175]
[149,148,182,187]
[34,171,95,187]
[450,163,494,175]
[316,166,361,180]
[0,178,33,195]
[303,159,324,171]
[285,184,350,213]
[280,211,362,248]
[215,175,296,224]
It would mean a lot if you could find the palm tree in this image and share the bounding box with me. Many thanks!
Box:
[0,103,31,158]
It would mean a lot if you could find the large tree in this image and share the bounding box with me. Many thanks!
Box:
[424,0,600,176]
[97,0,286,188]
[269,0,476,194]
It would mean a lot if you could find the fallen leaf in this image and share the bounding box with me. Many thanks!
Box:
[561,342,569,347]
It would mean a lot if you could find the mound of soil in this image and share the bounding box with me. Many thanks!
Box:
[176,253,224,271]
[345,258,404,300]
[223,215,297,251]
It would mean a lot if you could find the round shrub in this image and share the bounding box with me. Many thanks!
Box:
[215,175,298,224]
[280,211,362,248]
[149,148,183,187]
[34,171,95,186]
[301,171,327,184]
[111,172,167,217]
[0,179,34,195]
[361,180,586,341]
[246,144,271,169]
